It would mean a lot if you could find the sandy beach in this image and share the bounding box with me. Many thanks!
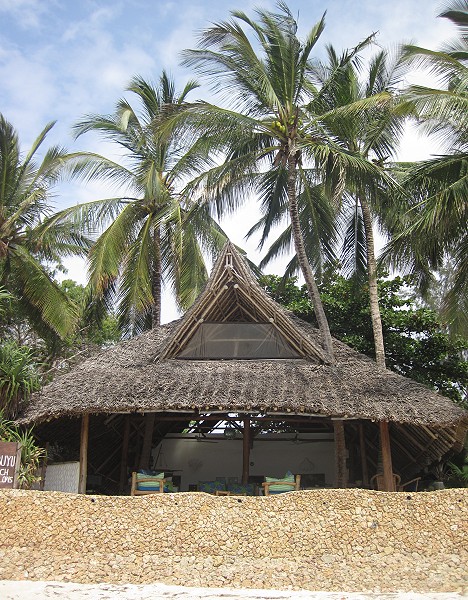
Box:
[0,582,466,600]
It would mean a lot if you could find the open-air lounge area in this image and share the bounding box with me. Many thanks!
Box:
[20,243,468,497]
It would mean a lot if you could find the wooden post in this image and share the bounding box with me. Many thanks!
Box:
[358,422,369,487]
[333,420,348,488]
[138,413,156,470]
[119,415,131,494]
[78,414,89,494]
[242,417,250,485]
[379,421,394,491]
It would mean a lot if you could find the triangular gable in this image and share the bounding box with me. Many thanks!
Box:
[159,242,327,362]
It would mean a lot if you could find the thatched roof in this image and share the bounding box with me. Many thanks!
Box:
[20,243,467,460]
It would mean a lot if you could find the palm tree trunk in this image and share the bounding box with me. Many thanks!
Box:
[141,224,162,470]
[360,196,386,368]
[151,225,162,328]
[287,153,334,362]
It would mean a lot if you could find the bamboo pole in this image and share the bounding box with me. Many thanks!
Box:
[242,417,251,485]
[333,420,348,488]
[78,414,89,494]
[379,421,394,491]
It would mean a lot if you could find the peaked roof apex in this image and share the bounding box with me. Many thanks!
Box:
[159,241,327,362]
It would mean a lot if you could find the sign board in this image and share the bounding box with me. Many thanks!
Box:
[0,441,22,489]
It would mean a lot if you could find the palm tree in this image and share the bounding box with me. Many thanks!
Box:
[310,48,409,368]
[180,2,395,362]
[179,2,398,360]
[250,47,408,368]
[0,115,85,341]
[55,72,226,335]
[384,1,468,335]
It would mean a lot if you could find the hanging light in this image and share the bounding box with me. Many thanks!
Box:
[224,422,237,439]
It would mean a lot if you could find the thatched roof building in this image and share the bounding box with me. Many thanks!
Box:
[21,242,468,492]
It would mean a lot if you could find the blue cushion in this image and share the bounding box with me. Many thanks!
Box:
[227,483,255,495]
[198,480,226,493]
[136,471,164,491]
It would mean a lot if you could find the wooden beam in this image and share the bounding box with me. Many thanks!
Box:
[119,415,131,494]
[138,413,156,470]
[78,414,89,494]
[379,421,395,491]
[242,417,251,485]
[333,420,348,488]
[358,422,369,487]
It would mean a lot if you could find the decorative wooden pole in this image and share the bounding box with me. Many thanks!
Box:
[242,417,251,485]
[78,413,89,494]
[333,420,348,488]
[379,421,394,491]
[358,422,369,488]
[119,415,131,494]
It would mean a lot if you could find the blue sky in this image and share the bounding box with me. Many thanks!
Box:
[0,0,454,321]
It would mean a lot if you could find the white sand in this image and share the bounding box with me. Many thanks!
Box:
[0,581,465,599]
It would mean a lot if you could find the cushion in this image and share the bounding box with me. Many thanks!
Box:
[164,478,176,493]
[136,471,164,491]
[265,471,295,493]
[227,483,255,496]
[198,480,226,493]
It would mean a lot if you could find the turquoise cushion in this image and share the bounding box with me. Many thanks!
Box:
[136,471,164,491]
[265,471,295,493]
[198,480,226,493]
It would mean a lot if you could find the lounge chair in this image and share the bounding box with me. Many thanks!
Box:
[130,471,166,495]
[262,472,301,495]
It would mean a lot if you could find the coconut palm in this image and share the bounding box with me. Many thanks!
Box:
[0,115,85,341]
[256,47,409,368]
[384,1,468,335]
[310,48,409,368]
[54,72,226,335]
[178,2,397,361]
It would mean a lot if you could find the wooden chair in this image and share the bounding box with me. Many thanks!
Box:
[130,472,166,496]
[370,473,401,491]
[262,474,301,496]
[371,473,421,492]
[397,477,421,492]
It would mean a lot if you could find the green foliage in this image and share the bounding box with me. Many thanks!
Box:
[59,279,120,348]
[0,114,90,341]
[0,411,46,489]
[385,3,468,336]
[0,341,41,418]
[54,72,226,336]
[261,271,467,406]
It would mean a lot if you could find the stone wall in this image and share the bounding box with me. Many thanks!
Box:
[0,489,466,593]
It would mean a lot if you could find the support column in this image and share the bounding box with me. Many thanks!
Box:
[78,413,89,494]
[333,420,348,488]
[242,417,250,485]
[139,413,156,470]
[119,415,131,494]
[358,422,369,488]
[379,421,395,491]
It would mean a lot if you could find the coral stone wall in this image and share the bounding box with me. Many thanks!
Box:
[0,489,466,593]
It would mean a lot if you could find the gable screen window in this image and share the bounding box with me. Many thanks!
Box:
[176,323,301,359]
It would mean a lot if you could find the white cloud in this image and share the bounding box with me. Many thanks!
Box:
[0,0,51,29]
